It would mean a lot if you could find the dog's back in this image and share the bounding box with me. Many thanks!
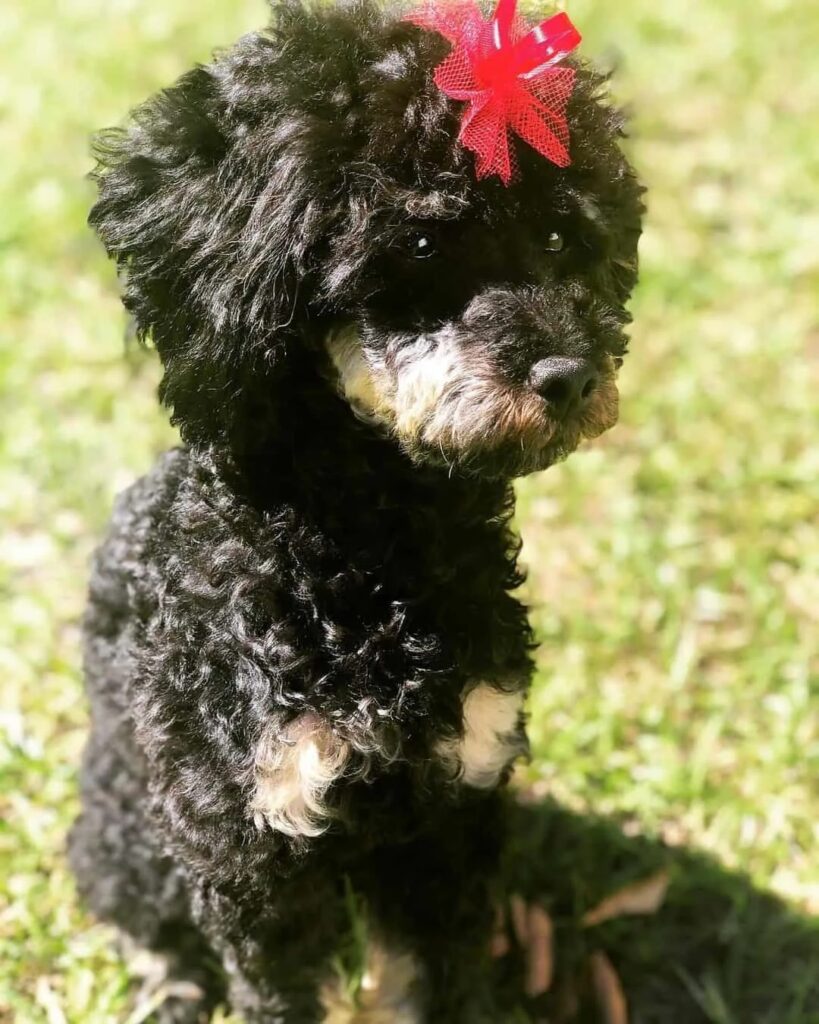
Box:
[70,449,191,932]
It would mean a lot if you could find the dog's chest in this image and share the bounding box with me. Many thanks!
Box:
[434,682,527,787]
[251,680,527,839]
[164,464,533,840]
[247,508,532,838]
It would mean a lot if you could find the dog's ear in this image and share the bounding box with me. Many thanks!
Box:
[90,49,317,450]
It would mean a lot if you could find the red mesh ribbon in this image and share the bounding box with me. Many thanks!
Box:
[405,0,581,184]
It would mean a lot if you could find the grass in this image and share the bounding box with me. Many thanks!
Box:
[0,0,817,1020]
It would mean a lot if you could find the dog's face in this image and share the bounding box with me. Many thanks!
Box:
[322,174,638,478]
[91,0,644,480]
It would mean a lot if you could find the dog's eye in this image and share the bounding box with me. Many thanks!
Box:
[545,231,564,253]
[402,232,438,260]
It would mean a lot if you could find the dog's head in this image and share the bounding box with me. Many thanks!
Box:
[91,0,644,479]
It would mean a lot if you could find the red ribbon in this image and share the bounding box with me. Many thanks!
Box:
[405,0,581,184]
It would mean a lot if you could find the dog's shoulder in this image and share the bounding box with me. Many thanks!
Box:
[111,446,190,532]
[87,447,189,612]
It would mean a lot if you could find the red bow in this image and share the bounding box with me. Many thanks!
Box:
[405,0,581,184]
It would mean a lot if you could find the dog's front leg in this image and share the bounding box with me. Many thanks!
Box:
[189,867,350,1024]
[350,792,511,1024]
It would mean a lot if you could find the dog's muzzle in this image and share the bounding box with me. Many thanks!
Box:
[326,323,622,479]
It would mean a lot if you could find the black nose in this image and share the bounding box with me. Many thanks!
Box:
[529,357,598,415]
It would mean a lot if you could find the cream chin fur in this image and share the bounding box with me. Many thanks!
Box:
[390,335,503,447]
[251,715,351,838]
[326,329,550,453]
[437,683,526,789]
[326,329,394,427]
[321,941,422,1024]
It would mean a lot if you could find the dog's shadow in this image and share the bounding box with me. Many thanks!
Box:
[495,797,819,1023]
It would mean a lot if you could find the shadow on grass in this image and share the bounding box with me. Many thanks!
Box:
[496,798,819,1024]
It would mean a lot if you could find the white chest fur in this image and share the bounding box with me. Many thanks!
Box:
[436,683,527,788]
[251,684,526,839]
[251,714,351,838]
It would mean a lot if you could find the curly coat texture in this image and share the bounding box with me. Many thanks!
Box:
[69,1,644,1021]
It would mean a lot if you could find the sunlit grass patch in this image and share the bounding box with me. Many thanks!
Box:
[1,0,817,1019]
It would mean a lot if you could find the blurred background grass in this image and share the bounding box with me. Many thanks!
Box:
[0,0,817,1020]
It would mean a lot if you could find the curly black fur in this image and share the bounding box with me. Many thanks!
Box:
[69,1,644,1020]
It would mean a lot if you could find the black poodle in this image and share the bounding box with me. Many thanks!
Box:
[69,0,644,1020]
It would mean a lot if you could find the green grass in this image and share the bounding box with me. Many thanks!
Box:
[0,0,817,1020]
